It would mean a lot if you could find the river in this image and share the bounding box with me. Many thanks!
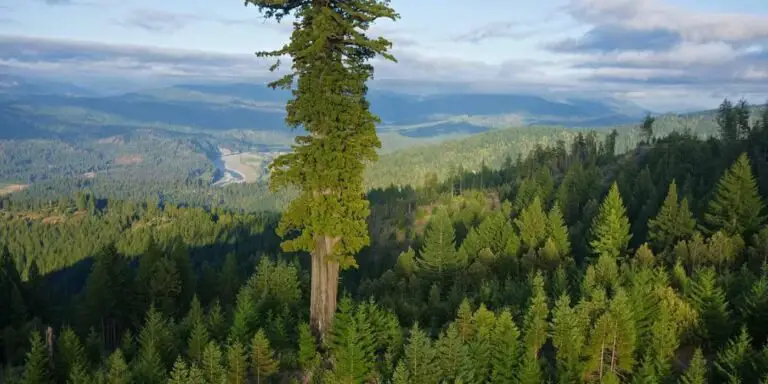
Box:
[211,150,246,187]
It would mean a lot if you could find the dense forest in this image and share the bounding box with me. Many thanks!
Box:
[1,97,768,382]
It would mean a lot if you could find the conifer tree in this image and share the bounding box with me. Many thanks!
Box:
[56,327,87,382]
[134,306,171,384]
[246,0,400,339]
[551,294,586,384]
[463,305,495,383]
[515,196,549,251]
[104,349,129,384]
[691,268,732,350]
[226,341,248,384]
[187,318,209,363]
[491,309,521,383]
[648,180,696,252]
[250,329,278,384]
[201,341,225,384]
[394,324,439,384]
[717,98,738,143]
[168,357,190,384]
[21,331,50,384]
[328,298,375,383]
[548,203,571,257]
[415,209,465,280]
[714,327,755,383]
[297,322,320,380]
[705,153,765,236]
[518,273,549,384]
[436,324,468,382]
[590,182,632,259]
[680,348,708,384]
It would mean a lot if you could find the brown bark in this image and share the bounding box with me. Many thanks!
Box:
[310,235,341,341]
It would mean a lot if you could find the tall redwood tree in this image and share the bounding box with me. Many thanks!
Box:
[245,0,399,339]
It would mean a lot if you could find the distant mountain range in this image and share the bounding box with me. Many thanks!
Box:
[0,74,650,142]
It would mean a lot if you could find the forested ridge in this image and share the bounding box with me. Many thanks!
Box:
[1,98,768,382]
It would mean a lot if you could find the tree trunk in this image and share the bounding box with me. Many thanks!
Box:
[310,235,340,341]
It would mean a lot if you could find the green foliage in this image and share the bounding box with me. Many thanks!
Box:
[680,348,708,384]
[648,180,696,252]
[20,331,49,384]
[590,182,632,260]
[226,341,248,384]
[705,153,765,236]
[328,298,376,383]
[490,309,521,383]
[415,209,465,279]
[201,341,225,384]
[393,324,439,384]
[104,349,130,384]
[515,196,549,251]
[250,329,278,383]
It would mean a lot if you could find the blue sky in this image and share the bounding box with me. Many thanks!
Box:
[0,0,767,111]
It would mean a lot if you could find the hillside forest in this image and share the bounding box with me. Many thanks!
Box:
[4,0,768,382]
[0,97,767,383]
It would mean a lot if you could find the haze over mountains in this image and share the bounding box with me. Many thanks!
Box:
[0,73,649,143]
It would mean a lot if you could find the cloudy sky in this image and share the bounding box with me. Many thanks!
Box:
[0,0,767,111]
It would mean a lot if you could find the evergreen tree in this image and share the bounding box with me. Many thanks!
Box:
[648,180,696,252]
[640,113,655,143]
[547,202,571,257]
[490,309,521,383]
[717,98,738,143]
[714,327,756,383]
[104,349,130,384]
[515,196,549,251]
[134,306,172,384]
[705,153,765,236]
[590,182,632,259]
[250,329,278,384]
[168,357,190,384]
[680,348,708,384]
[436,324,468,382]
[226,341,248,384]
[551,294,586,384]
[395,324,439,384]
[328,298,376,383]
[20,331,50,384]
[691,268,732,350]
[247,0,400,339]
[201,341,225,384]
[415,208,465,280]
[55,327,87,382]
[187,317,209,363]
[297,322,320,380]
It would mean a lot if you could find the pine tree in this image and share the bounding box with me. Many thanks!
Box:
[396,324,439,384]
[436,324,468,382]
[297,322,320,379]
[515,196,549,251]
[201,341,225,384]
[590,182,632,259]
[717,98,738,143]
[640,113,655,143]
[551,294,586,384]
[714,327,755,383]
[134,306,172,384]
[648,180,696,252]
[21,331,50,384]
[491,309,521,383]
[691,268,732,350]
[187,318,209,363]
[415,208,465,280]
[328,298,376,383]
[705,153,765,236]
[56,327,87,382]
[226,341,248,384]
[680,348,708,384]
[168,357,190,384]
[463,305,495,383]
[104,349,130,384]
[250,329,278,384]
[246,0,400,339]
[547,203,571,257]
